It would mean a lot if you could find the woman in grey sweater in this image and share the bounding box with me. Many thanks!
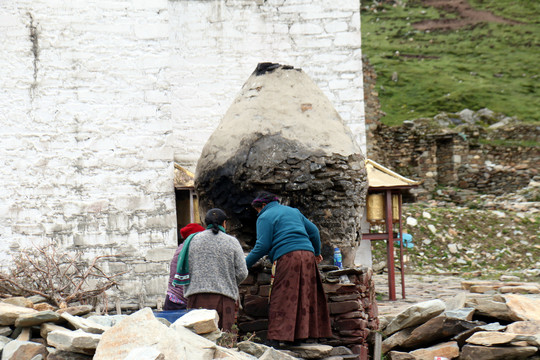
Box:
[185,208,248,331]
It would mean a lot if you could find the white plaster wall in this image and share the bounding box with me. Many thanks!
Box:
[0,0,176,306]
[169,0,366,170]
[0,0,365,305]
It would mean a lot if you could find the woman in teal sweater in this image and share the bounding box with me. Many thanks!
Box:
[246,191,331,347]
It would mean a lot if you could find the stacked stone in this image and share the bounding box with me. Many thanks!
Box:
[252,153,367,261]
[324,267,379,357]
[363,55,385,158]
[457,163,534,195]
[197,151,367,264]
[237,264,379,359]
[0,298,303,360]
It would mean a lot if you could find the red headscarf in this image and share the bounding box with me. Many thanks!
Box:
[180,223,205,240]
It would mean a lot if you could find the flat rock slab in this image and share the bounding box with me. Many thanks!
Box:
[383,299,446,336]
[1,340,48,360]
[388,351,416,360]
[401,315,479,349]
[86,314,127,328]
[259,347,297,360]
[409,341,459,360]
[174,309,218,334]
[0,303,37,326]
[506,320,540,335]
[461,344,538,360]
[467,331,536,346]
[96,307,252,360]
[499,285,540,294]
[504,294,540,321]
[61,312,110,334]
[237,341,270,358]
[473,299,517,322]
[123,347,165,360]
[0,335,12,352]
[48,328,101,355]
[2,297,34,308]
[0,326,12,337]
[286,343,333,359]
[443,307,475,321]
[47,349,93,360]
[15,310,60,327]
[40,322,68,340]
[57,305,93,317]
[382,327,414,354]
[34,303,56,312]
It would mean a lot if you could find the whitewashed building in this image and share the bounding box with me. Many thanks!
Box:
[0,0,365,307]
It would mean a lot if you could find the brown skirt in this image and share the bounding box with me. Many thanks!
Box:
[267,250,332,342]
[187,293,236,332]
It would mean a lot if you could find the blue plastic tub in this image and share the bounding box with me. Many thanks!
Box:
[154,309,190,323]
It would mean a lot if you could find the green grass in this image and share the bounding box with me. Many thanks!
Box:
[476,138,540,147]
[361,0,540,126]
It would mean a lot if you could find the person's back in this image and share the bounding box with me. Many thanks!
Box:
[246,201,320,267]
[185,229,247,301]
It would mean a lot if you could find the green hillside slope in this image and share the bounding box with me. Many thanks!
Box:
[361,0,540,126]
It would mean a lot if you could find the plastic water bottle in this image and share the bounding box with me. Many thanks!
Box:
[333,248,343,269]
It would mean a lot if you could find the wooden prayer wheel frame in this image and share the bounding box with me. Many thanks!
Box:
[362,159,420,301]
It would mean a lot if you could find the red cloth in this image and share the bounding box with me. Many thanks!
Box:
[180,223,205,240]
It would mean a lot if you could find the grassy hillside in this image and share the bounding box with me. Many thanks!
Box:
[361,0,540,126]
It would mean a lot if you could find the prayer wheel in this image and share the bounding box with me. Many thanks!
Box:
[366,193,384,225]
[367,193,401,224]
[392,194,400,223]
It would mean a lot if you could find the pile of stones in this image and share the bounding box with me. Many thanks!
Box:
[0,292,370,360]
[379,290,540,360]
[238,264,379,359]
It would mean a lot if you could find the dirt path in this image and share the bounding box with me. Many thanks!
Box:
[413,0,521,31]
[374,273,470,316]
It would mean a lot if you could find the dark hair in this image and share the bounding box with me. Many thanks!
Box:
[204,208,228,234]
[251,191,280,209]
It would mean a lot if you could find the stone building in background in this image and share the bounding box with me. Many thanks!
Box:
[0,0,366,306]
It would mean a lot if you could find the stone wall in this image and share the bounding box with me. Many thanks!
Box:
[368,113,539,199]
[362,56,384,157]
[238,264,379,357]
[0,0,365,305]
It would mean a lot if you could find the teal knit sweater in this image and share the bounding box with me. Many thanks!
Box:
[245,201,321,268]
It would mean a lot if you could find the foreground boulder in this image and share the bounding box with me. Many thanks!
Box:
[95,308,253,360]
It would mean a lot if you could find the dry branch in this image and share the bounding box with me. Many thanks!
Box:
[0,243,128,307]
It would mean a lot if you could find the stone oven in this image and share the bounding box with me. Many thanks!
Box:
[195,63,368,266]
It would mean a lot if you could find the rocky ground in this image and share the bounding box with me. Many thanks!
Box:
[371,179,539,282]
[370,178,540,359]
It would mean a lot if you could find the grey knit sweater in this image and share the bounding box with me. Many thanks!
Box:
[184,229,248,301]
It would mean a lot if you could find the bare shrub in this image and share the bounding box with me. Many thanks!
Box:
[0,243,127,307]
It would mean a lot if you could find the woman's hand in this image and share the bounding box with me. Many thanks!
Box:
[315,255,323,264]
